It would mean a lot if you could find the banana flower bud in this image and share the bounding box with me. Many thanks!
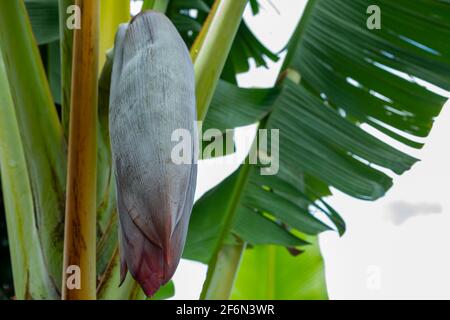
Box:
[109,11,198,296]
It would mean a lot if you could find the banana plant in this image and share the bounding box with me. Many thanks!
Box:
[0,0,449,300]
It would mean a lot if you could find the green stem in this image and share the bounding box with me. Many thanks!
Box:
[142,0,170,12]
[200,117,273,300]
[59,0,74,138]
[191,0,249,121]
[200,162,251,300]
[96,0,129,220]
[193,0,256,300]
[201,243,247,300]
[99,0,130,69]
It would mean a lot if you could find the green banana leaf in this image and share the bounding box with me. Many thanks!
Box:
[151,281,176,300]
[46,40,62,104]
[25,0,60,45]
[0,0,67,295]
[0,54,58,299]
[231,241,328,300]
[288,0,449,147]
[204,80,280,132]
[0,191,13,300]
[184,163,344,263]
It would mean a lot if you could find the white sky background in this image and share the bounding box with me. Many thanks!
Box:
[133,0,450,299]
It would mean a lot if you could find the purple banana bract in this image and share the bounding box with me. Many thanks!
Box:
[109,11,198,297]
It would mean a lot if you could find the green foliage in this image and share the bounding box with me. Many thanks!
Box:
[204,80,280,132]
[288,0,449,146]
[25,0,60,45]
[184,165,342,263]
[0,190,13,300]
[186,0,450,299]
[167,0,278,81]
[0,0,66,296]
[151,281,176,300]
[0,55,59,299]
[232,242,328,300]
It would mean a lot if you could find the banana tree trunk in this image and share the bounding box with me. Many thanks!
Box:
[62,0,99,300]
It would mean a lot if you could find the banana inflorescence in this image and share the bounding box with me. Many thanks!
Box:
[109,11,198,296]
